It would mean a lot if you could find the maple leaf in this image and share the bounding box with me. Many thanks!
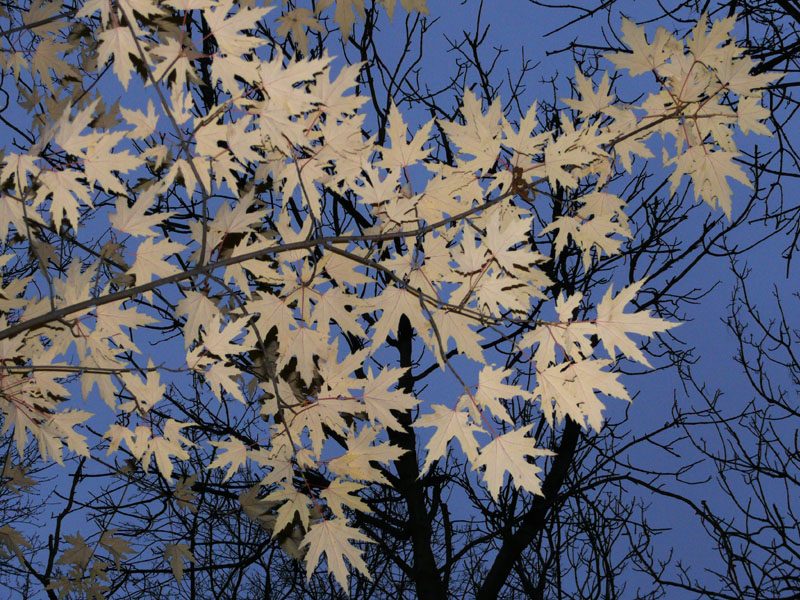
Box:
[203,361,246,404]
[310,288,364,339]
[140,420,195,482]
[149,37,198,91]
[259,444,295,488]
[0,526,32,561]
[461,365,526,424]
[46,409,92,461]
[104,424,136,457]
[577,359,628,427]
[175,474,199,513]
[0,196,35,242]
[328,426,406,484]
[413,405,484,474]
[120,99,160,139]
[603,18,679,76]
[192,117,228,159]
[531,362,588,428]
[0,152,39,196]
[595,280,680,367]
[473,425,554,500]
[258,53,331,117]
[54,98,102,156]
[239,485,274,524]
[356,367,420,432]
[176,291,221,348]
[210,192,265,238]
[243,292,297,343]
[142,435,190,482]
[542,122,607,190]
[205,0,272,56]
[288,394,363,457]
[208,438,250,481]
[83,132,143,194]
[1,459,36,494]
[121,0,165,20]
[119,359,165,413]
[522,297,595,367]
[0,51,27,85]
[163,0,215,10]
[104,425,151,460]
[355,166,403,207]
[97,27,139,91]
[0,5,776,592]
[369,285,432,345]
[737,96,772,137]
[276,326,327,386]
[226,118,263,166]
[56,534,93,569]
[37,169,93,232]
[713,50,782,97]
[264,487,311,535]
[564,68,615,119]
[482,209,537,274]
[276,8,324,55]
[200,316,246,360]
[426,308,485,367]
[439,89,503,171]
[314,60,367,116]
[211,51,259,92]
[503,102,550,156]
[163,543,194,583]
[383,0,429,18]
[686,13,736,66]
[607,108,655,172]
[110,189,174,238]
[300,519,373,588]
[31,40,79,92]
[99,530,133,570]
[539,191,630,269]
[473,274,536,315]
[316,0,365,33]
[127,237,186,290]
[320,480,371,519]
[380,102,433,171]
[78,357,119,410]
[670,146,752,219]
[22,0,66,36]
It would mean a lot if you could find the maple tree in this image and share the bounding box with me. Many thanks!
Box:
[531,3,800,598]
[0,0,785,598]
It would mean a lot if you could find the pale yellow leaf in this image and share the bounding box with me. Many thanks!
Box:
[164,543,194,583]
[97,27,139,90]
[300,519,373,588]
[320,480,370,519]
[208,438,249,481]
[595,280,679,367]
[110,190,173,238]
[413,405,483,473]
[472,425,554,499]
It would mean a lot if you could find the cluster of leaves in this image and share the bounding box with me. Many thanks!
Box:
[0,0,777,592]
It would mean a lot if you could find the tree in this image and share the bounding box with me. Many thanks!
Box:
[524,3,800,598]
[617,258,800,600]
[0,1,782,598]
[532,0,800,266]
